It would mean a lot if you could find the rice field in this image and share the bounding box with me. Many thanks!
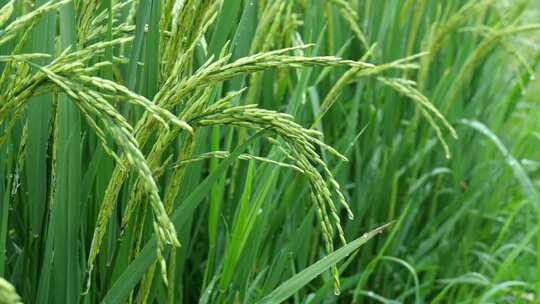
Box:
[1,0,539,303]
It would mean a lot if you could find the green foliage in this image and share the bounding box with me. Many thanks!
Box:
[1,0,539,303]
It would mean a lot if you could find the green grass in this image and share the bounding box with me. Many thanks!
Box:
[1,0,540,303]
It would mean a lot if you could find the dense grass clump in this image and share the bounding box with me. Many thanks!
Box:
[1,0,539,303]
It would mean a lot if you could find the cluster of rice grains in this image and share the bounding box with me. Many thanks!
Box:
[0,277,21,304]
[0,0,455,299]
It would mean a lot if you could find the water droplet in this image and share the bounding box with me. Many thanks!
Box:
[530,75,536,81]
[348,213,354,220]
[333,288,341,296]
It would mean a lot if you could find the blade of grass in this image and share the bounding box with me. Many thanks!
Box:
[257,222,393,304]
[50,2,81,303]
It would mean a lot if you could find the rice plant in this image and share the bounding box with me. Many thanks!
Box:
[0,0,539,303]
